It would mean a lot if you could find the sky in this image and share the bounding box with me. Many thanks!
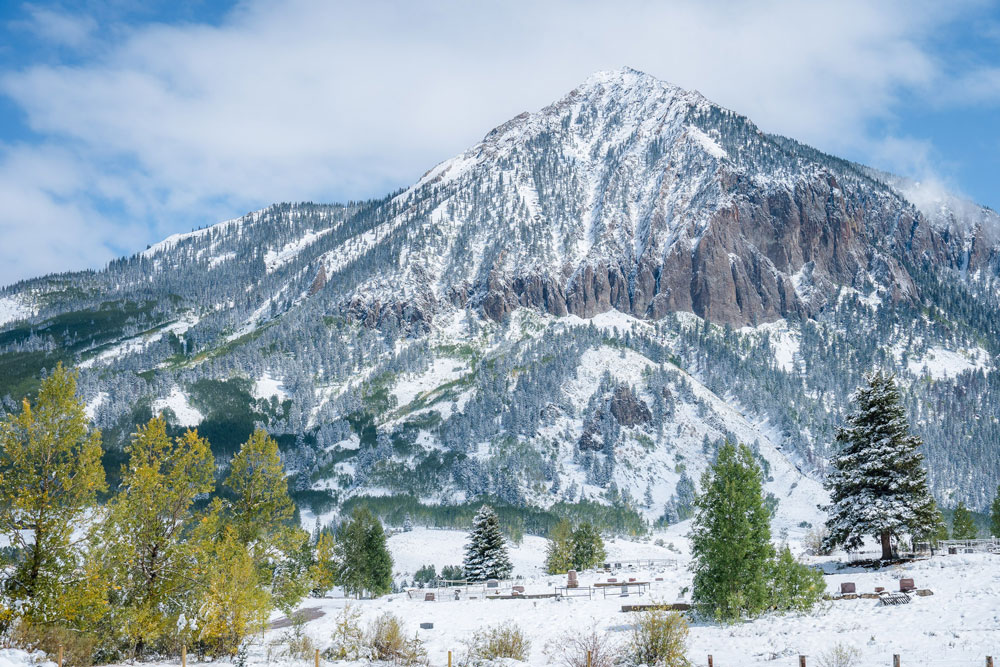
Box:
[0,0,998,286]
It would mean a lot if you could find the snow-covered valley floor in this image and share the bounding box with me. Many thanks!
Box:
[3,525,998,667]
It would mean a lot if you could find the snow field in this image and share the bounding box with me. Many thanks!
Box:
[2,528,996,667]
[293,528,999,666]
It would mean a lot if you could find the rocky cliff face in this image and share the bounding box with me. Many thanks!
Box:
[317,69,983,329]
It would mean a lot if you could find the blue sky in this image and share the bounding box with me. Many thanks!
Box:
[0,0,998,285]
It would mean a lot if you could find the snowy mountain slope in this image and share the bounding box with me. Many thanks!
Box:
[0,68,998,523]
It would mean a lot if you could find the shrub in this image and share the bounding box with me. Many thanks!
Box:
[326,605,365,661]
[367,613,426,665]
[545,626,622,667]
[267,612,315,662]
[326,607,426,665]
[11,622,98,667]
[626,610,690,667]
[462,621,530,664]
[817,643,861,667]
[768,547,826,613]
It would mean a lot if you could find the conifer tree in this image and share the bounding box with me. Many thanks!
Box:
[0,364,105,620]
[310,532,337,595]
[544,519,573,574]
[913,498,949,551]
[101,417,214,656]
[334,507,392,598]
[690,441,774,621]
[463,505,512,581]
[224,429,309,610]
[569,522,606,570]
[226,429,295,548]
[990,485,1000,538]
[823,372,936,560]
[951,501,978,540]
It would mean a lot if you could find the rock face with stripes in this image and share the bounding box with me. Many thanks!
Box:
[297,68,992,329]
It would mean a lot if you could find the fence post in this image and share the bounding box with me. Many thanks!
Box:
[987,657,993,667]
[448,650,452,667]
[799,656,806,667]
[181,645,186,667]
[587,650,592,667]
[314,648,319,667]
[58,645,63,667]
[893,655,901,667]
[708,656,713,667]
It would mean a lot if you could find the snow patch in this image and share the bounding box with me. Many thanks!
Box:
[253,373,288,401]
[0,295,33,326]
[152,387,203,427]
[264,229,331,273]
[688,125,727,159]
[904,345,989,380]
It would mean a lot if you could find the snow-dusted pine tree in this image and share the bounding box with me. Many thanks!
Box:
[463,505,513,581]
[403,514,413,532]
[824,371,936,560]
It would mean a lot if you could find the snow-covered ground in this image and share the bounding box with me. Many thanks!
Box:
[6,527,988,667]
[151,386,203,427]
[295,527,1000,666]
[0,295,33,326]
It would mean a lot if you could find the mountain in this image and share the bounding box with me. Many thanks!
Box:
[1,68,998,531]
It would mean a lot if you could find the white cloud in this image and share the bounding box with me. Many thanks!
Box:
[0,0,995,285]
[17,3,97,48]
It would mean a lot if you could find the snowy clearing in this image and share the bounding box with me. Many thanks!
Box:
[904,345,990,380]
[0,295,33,326]
[151,387,203,427]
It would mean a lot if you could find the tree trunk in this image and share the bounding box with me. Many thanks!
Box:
[880,531,893,560]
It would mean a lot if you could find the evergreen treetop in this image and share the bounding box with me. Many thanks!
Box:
[824,371,936,559]
[690,441,774,621]
[951,501,978,540]
[463,504,513,581]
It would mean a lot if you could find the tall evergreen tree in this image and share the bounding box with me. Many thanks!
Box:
[226,429,295,549]
[569,522,606,570]
[824,372,936,560]
[463,505,512,581]
[951,501,978,540]
[0,364,106,620]
[990,485,1000,538]
[100,417,215,656]
[690,441,774,622]
[334,507,392,598]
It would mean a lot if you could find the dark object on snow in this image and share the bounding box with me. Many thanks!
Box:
[840,582,856,594]
[424,592,435,601]
[915,589,934,597]
[899,578,916,592]
[880,592,910,606]
[486,579,499,588]
[567,570,579,589]
[419,622,433,630]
